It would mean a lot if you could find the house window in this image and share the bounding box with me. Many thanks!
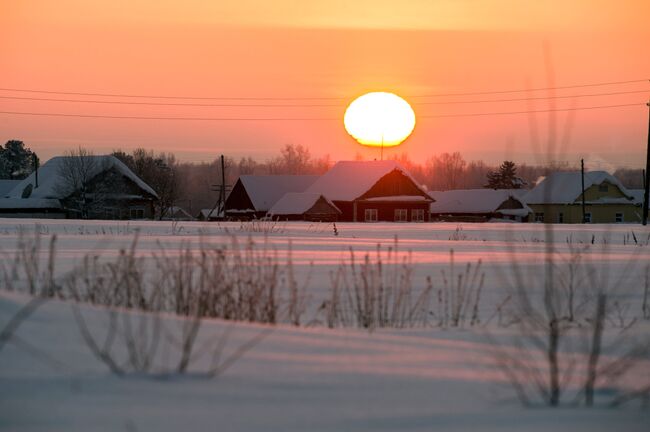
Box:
[411,209,425,222]
[364,208,378,222]
[584,212,592,223]
[129,207,145,219]
[394,209,408,222]
[557,212,564,223]
[615,213,623,223]
[598,184,609,192]
[535,212,544,222]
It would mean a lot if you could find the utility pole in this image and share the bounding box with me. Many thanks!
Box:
[581,158,586,224]
[220,154,226,214]
[208,155,230,220]
[643,102,650,225]
[33,153,39,188]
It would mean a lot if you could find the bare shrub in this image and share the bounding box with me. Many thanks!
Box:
[436,250,484,328]
[322,238,432,329]
[494,239,649,407]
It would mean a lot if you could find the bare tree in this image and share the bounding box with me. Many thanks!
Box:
[56,148,112,219]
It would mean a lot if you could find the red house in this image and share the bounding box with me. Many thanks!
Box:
[304,161,432,222]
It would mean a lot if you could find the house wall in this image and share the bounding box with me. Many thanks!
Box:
[581,182,628,201]
[528,203,641,224]
[224,179,255,219]
[353,201,430,222]
[61,167,157,220]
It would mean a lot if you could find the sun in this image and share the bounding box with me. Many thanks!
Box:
[344,92,416,147]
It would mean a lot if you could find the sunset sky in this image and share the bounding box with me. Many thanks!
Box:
[1,0,649,168]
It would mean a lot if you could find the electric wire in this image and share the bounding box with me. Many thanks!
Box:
[0,88,647,107]
[0,102,645,121]
[0,78,647,100]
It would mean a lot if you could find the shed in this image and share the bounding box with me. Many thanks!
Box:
[267,193,341,221]
[429,189,532,222]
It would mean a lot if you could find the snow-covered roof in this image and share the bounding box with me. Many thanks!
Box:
[305,160,428,202]
[0,198,62,209]
[523,171,633,204]
[0,180,20,197]
[162,206,193,220]
[629,189,645,205]
[6,155,158,200]
[268,193,341,216]
[198,208,222,219]
[238,175,319,211]
[429,189,532,215]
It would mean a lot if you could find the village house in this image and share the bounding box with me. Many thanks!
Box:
[299,160,432,222]
[523,171,642,223]
[0,155,158,219]
[267,192,341,221]
[429,189,532,222]
[224,175,319,220]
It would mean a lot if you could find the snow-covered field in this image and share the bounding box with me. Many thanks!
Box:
[1,219,649,431]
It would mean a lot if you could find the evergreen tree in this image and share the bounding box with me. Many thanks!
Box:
[0,140,36,180]
[485,160,524,189]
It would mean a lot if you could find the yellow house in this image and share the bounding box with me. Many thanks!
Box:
[524,171,643,224]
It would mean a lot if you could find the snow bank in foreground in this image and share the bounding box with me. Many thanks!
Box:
[0,293,648,432]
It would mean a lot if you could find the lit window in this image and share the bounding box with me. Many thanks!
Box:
[535,212,544,222]
[411,209,425,222]
[615,213,623,223]
[364,208,378,222]
[394,209,408,222]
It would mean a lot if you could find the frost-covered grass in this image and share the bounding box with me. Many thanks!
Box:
[1,219,649,431]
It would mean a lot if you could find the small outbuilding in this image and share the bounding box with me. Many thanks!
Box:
[267,193,341,221]
[429,189,532,222]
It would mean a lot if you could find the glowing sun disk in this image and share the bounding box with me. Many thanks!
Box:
[344,92,416,147]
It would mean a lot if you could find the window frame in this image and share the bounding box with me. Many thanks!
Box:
[411,208,425,222]
[364,208,378,222]
[615,212,623,223]
[394,208,408,222]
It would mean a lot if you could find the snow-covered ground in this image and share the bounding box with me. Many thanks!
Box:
[1,219,649,431]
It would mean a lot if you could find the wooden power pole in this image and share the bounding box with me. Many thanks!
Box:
[642,102,650,225]
[581,158,586,224]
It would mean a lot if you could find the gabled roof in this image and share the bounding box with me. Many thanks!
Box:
[305,160,428,202]
[0,180,20,197]
[429,189,532,214]
[268,193,341,216]
[6,155,158,200]
[238,175,319,211]
[523,171,633,204]
[629,189,645,205]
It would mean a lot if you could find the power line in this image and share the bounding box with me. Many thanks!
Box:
[0,102,645,121]
[1,89,647,107]
[0,78,647,100]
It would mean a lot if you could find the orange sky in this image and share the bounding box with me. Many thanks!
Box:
[1,0,649,168]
